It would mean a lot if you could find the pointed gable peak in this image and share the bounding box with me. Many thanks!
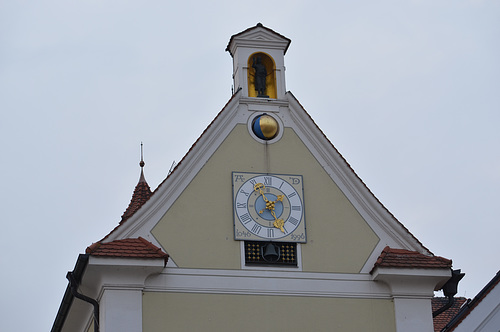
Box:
[226,23,291,57]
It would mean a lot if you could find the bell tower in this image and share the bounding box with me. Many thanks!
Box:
[226,23,291,99]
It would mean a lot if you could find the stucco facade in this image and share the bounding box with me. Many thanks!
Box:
[143,292,396,331]
[152,125,379,272]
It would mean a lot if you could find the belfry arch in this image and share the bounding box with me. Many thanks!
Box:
[247,52,277,99]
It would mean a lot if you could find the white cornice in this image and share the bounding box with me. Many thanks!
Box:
[105,93,244,245]
[285,93,429,261]
[145,267,392,299]
[371,267,451,296]
[227,27,290,57]
[89,256,166,268]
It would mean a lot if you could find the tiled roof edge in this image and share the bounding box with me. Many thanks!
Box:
[137,236,168,257]
[120,180,153,223]
[432,297,468,332]
[370,246,452,274]
[443,270,500,331]
[85,242,101,254]
[85,237,168,261]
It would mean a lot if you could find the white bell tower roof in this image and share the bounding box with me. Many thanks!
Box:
[226,23,291,99]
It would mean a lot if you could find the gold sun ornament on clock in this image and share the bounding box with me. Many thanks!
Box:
[233,172,306,243]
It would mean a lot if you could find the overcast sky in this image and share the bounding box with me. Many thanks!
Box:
[1,1,499,330]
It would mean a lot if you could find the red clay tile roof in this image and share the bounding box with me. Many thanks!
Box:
[443,270,500,331]
[120,169,152,223]
[372,246,452,271]
[86,237,168,264]
[432,297,467,332]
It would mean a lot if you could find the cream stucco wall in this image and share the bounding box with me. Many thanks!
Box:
[143,292,395,332]
[152,124,379,272]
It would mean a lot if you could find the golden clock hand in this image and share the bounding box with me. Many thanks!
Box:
[256,190,285,233]
[254,183,285,232]
[253,183,285,233]
[268,210,285,233]
[261,194,283,213]
[254,183,269,202]
[260,194,277,214]
[273,218,285,233]
[255,182,275,215]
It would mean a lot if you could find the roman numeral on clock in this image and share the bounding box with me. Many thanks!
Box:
[288,217,299,226]
[240,213,251,224]
[267,228,274,238]
[251,224,262,234]
[264,176,272,185]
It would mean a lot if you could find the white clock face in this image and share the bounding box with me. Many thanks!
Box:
[233,172,306,242]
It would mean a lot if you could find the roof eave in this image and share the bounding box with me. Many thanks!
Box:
[51,254,90,332]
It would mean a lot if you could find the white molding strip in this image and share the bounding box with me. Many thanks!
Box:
[144,268,392,299]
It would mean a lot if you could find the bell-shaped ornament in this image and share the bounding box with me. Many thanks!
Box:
[261,243,280,263]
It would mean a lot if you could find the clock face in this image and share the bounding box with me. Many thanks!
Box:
[233,172,306,242]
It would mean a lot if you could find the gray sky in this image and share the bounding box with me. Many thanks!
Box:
[1,1,499,330]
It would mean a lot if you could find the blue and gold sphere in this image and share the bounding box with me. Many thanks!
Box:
[252,114,278,140]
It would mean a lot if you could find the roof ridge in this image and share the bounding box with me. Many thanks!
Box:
[375,246,391,266]
[137,236,164,254]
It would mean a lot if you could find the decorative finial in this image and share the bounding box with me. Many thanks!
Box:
[138,142,147,183]
[139,142,145,168]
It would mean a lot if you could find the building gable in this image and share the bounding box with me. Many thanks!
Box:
[107,89,430,272]
[53,24,454,332]
[151,121,380,272]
